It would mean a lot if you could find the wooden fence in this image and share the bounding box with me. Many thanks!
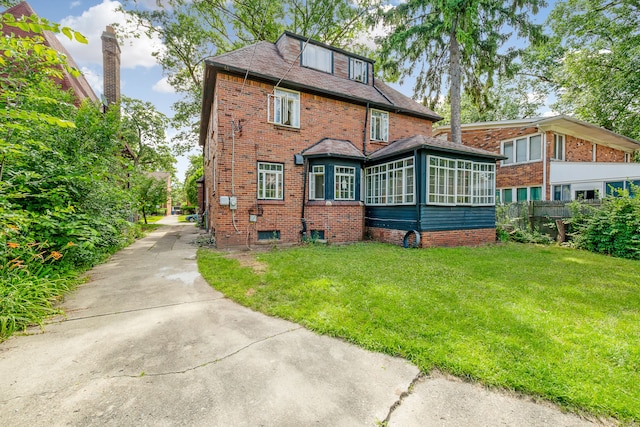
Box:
[497,200,603,239]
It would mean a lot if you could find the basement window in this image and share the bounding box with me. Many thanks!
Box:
[258,230,281,240]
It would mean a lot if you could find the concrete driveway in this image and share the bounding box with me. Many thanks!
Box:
[0,218,599,426]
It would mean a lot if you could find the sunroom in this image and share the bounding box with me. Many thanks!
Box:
[364,135,505,247]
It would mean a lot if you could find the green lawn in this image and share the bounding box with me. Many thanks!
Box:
[197,242,640,422]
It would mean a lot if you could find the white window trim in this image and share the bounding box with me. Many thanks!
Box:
[365,157,415,206]
[301,43,333,74]
[257,162,284,200]
[349,58,367,83]
[309,165,325,200]
[334,166,356,201]
[267,88,300,128]
[552,133,565,161]
[501,134,543,166]
[427,155,495,206]
[370,109,389,142]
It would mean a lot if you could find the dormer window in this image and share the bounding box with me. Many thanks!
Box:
[349,58,368,83]
[301,43,333,73]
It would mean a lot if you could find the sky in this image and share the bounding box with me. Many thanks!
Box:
[19,0,557,182]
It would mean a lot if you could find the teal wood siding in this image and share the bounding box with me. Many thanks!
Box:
[419,205,496,231]
[365,206,418,230]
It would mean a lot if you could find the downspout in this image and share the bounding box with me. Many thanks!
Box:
[414,149,420,231]
[231,118,240,233]
[363,102,369,156]
[300,158,308,239]
[542,131,547,200]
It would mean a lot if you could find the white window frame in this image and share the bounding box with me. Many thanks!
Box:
[553,184,571,201]
[268,89,300,128]
[427,155,495,206]
[365,157,414,205]
[309,165,325,200]
[370,109,389,142]
[501,134,542,166]
[334,166,356,200]
[257,162,284,200]
[301,43,333,73]
[552,134,565,161]
[349,58,367,83]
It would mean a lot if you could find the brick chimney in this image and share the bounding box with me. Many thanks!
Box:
[101,25,120,106]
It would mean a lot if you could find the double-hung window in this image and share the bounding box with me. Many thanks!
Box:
[427,155,495,206]
[334,166,356,200]
[257,162,283,200]
[269,89,300,128]
[349,58,367,83]
[502,134,542,165]
[309,165,325,200]
[301,43,332,73]
[552,134,565,160]
[370,110,388,142]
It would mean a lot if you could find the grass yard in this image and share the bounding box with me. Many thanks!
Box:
[198,242,640,423]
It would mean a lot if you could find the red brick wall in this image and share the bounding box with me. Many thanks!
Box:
[305,202,365,243]
[206,73,434,248]
[367,227,496,247]
[567,136,594,162]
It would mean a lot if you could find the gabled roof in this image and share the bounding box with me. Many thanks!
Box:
[302,138,365,160]
[199,32,442,146]
[2,1,98,104]
[368,135,505,161]
[434,115,640,153]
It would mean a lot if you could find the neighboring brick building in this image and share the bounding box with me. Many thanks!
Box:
[434,116,640,202]
[2,1,98,105]
[199,32,503,248]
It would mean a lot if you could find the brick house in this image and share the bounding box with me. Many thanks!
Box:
[434,116,640,202]
[198,32,503,248]
[2,1,99,105]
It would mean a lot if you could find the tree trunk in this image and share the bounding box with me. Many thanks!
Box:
[449,22,462,144]
[142,207,148,224]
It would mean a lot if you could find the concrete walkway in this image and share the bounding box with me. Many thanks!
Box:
[0,218,599,426]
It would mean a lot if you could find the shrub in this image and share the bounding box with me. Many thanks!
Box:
[570,191,640,259]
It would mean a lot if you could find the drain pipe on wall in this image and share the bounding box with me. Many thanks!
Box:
[362,102,369,156]
[300,158,309,239]
[231,117,240,233]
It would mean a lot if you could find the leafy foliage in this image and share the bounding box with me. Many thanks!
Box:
[569,191,640,259]
[375,0,547,142]
[119,0,378,150]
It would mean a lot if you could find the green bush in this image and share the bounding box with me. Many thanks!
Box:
[181,205,196,214]
[570,192,640,259]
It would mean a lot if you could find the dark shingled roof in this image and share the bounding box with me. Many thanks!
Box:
[368,135,505,161]
[205,36,441,121]
[302,138,365,159]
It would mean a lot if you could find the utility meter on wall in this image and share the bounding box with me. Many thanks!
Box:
[229,196,237,210]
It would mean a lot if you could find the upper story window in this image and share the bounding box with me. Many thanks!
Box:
[552,134,565,161]
[365,158,414,205]
[268,88,300,128]
[502,134,542,165]
[370,109,389,142]
[309,165,325,200]
[335,166,356,200]
[301,43,333,73]
[349,58,367,83]
[257,162,284,200]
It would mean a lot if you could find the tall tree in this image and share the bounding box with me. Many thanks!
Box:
[541,0,640,140]
[376,0,546,143]
[119,96,174,173]
[119,0,378,151]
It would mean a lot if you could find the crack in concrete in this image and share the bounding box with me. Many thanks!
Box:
[46,298,226,324]
[380,371,426,426]
[111,326,304,379]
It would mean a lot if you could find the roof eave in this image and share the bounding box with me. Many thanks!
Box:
[205,60,442,122]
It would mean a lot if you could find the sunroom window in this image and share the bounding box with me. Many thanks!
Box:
[427,155,495,206]
[365,158,414,205]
